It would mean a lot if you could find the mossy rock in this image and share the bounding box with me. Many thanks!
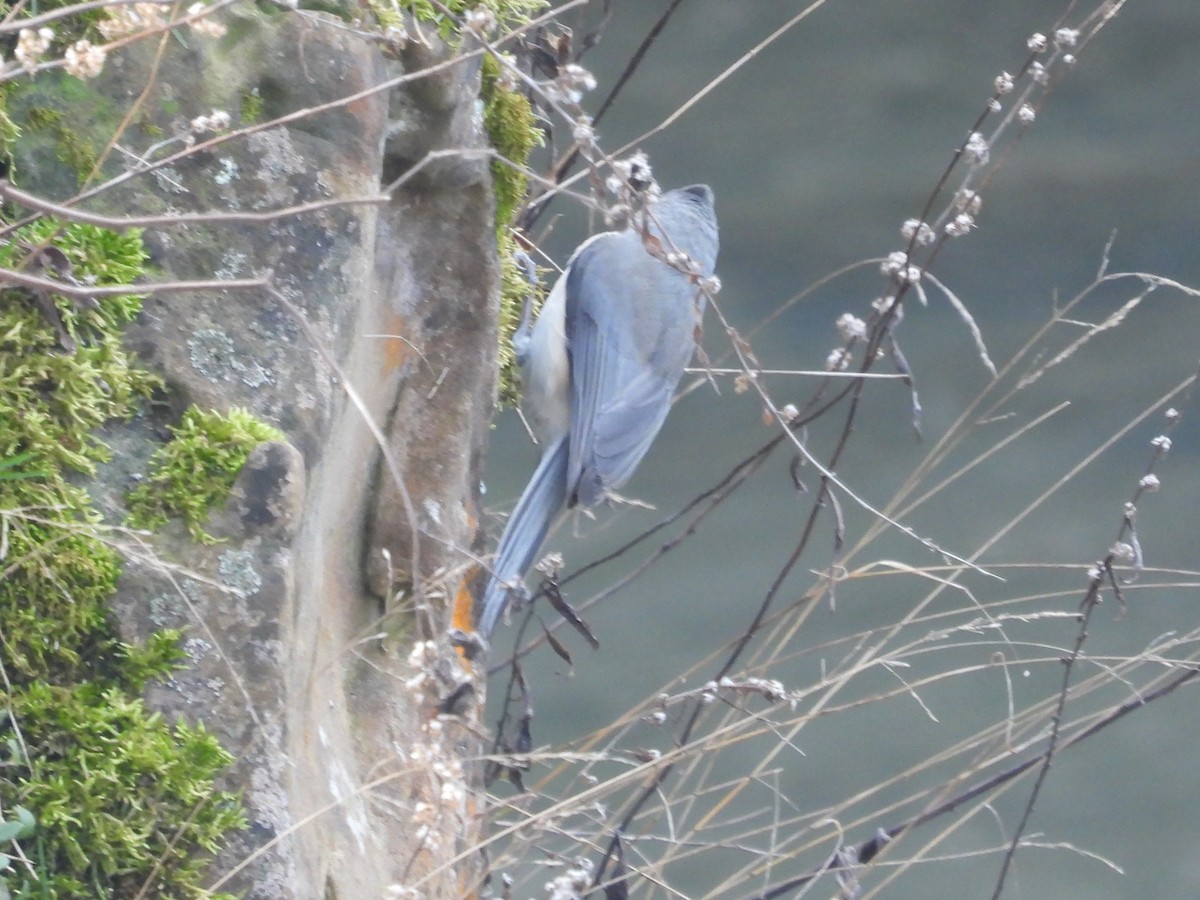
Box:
[0,220,246,897]
[127,405,286,542]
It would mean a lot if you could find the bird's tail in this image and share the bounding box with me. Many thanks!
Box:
[478,435,569,638]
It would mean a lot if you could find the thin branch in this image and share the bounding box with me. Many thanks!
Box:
[0,0,587,239]
[988,378,1192,898]
[0,268,267,296]
[0,0,188,33]
[518,0,691,229]
[0,179,389,228]
[688,367,907,380]
[740,662,1200,900]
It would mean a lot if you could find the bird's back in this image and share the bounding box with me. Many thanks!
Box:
[565,186,720,507]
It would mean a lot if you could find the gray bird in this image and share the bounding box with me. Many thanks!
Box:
[478,184,720,638]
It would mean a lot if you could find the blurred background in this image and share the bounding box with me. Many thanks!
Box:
[481,2,1200,897]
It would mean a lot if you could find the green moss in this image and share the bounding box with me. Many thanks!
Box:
[12,684,242,898]
[127,406,285,543]
[479,54,544,406]
[24,106,60,131]
[481,53,539,229]
[23,105,102,186]
[239,86,264,124]
[0,485,122,682]
[0,221,156,473]
[370,0,546,36]
[6,74,125,191]
[0,221,245,898]
[0,93,19,178]
[138,116,165,139]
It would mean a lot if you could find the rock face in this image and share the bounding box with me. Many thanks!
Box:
[13,10,496,897]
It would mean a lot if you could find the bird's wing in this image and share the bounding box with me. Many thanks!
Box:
[564,232,679,508]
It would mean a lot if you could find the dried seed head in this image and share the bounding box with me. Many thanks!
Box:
[190,110,232,134]
[901,218,935,245]
[945,212,975,238]
[572,116,595,145]
[954,188,983,215]
[15,27,54,71]
[64,39,106,79]
[836,312,867,341]
[871,294,903,323]
[881,250,909,277]
[1054,27,1080,48]
[1109,541,1135,561]
[548,62,597,105]
[965,131,990,165]
[825,348,850,372]
[463,8,496,36]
